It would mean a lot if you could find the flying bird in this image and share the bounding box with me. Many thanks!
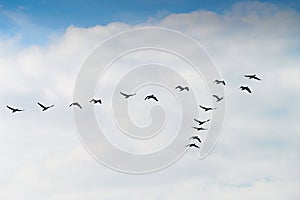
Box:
[144,94,158,102]
[240,86,252,93]
[90,99,102,104]
[192,126,208,131]
[175,85,189,91]
[6,105,24,113]
[194,118,210,126]
[120,92,136,99]
[69,102,82,109]
[244,74,261,81]
[214,79,226,85]
[185,143,200,149]
[189,136,202,143]
[212,95,224,102]
[199,105,216,112]
[37,102,54,111]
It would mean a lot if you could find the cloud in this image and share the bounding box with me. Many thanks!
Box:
[0,1,299,199]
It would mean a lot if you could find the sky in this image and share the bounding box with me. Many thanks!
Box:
[0,0,300,199]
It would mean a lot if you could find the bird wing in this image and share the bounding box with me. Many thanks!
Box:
[175,86,182,89]
[120,92,128,97]
[246,87,252,93]
[153,96,158,101]
[212,95,219,99]
[6,106,14,111]
[37,102,46,109]
[244,75,251,78]
[75,103,82,109]
[194,118,200,123]
[186,87,189,91]
[144,96,149,100]
[254,76,261,80]
[89,99,95,103]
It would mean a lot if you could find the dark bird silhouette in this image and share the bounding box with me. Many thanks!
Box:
[199,105,216,112]
[120,92,136,99]
[185,143,200,149]
[244,74,261,81]
[212,95,224,102]
[189,136,202,143]
[240,86,252,93]
[194,118,210,126]
[192,126,208,131]
[214,79,226,85]
[175,85,189,91]
[37,102,54,111]
[69,102,82,109]
[6,105,24,113]
[90,99,102,104]
[144,94,158,102]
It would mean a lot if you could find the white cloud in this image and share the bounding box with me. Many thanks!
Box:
[0,1,299,199]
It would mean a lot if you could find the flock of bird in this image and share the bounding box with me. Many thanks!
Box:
[5,73,261,150]
[185,74,262,149]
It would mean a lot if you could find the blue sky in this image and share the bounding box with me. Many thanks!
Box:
[0,0,300,45]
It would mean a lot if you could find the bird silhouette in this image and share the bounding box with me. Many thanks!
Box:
[185,143,200,149]
[6,105,24,113]
[214,79,226,85]
[192,126,208,131]
[175,85,189,91]
[90,99,102,104]
[144,94,158,102]
[189,136,202,143]
[194,118,210,126]
[120,92,136,99]
[199,105,216,112]
[69,102,82,109]
[244,74,261,81]
[240,86,252,93]
[212,95,224,102]
[37,102,54,111]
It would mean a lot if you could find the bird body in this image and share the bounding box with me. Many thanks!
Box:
[6,106,24,113]
[192,126,207,131]
[175,85,189,91]
[90,99,102,104]
[212,95,224,102]
[189,136,202,143]
[37,102,54,111]
[199,105,216,112]
[69,102,82,109]
[240,86,252,93]
[244,74,261,81]
[194,118,210,126]
[144,94,158,102]
[185,143,200,149]
[120,92,136,99]
[214,80,226,85]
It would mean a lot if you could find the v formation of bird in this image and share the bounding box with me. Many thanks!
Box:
[6,74,261,150]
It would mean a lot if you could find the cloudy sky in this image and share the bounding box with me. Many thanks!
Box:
[0,0,300,199]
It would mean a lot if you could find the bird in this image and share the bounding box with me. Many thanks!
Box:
[194,118,210,126]
[244,74,261,81]
[240,86,252,93]
[199,105,216,112]
[69,102,82,109]
[189,136,202,143]
[212,95,224,102]
[120,92,136,99]
[192,126,208,131]
[90,99,102,104]
[185,143,200,149]
[6,105,24,113]
[144,94,158,102]
[214,79,226,85]
[175,85,189,91]
[37,102,54,111]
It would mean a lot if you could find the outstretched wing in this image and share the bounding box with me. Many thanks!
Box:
[246,87,252,93]
[194,118,200,123]
[37,102,46,109]
[6,105,14,111]
[75,103,82,109]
